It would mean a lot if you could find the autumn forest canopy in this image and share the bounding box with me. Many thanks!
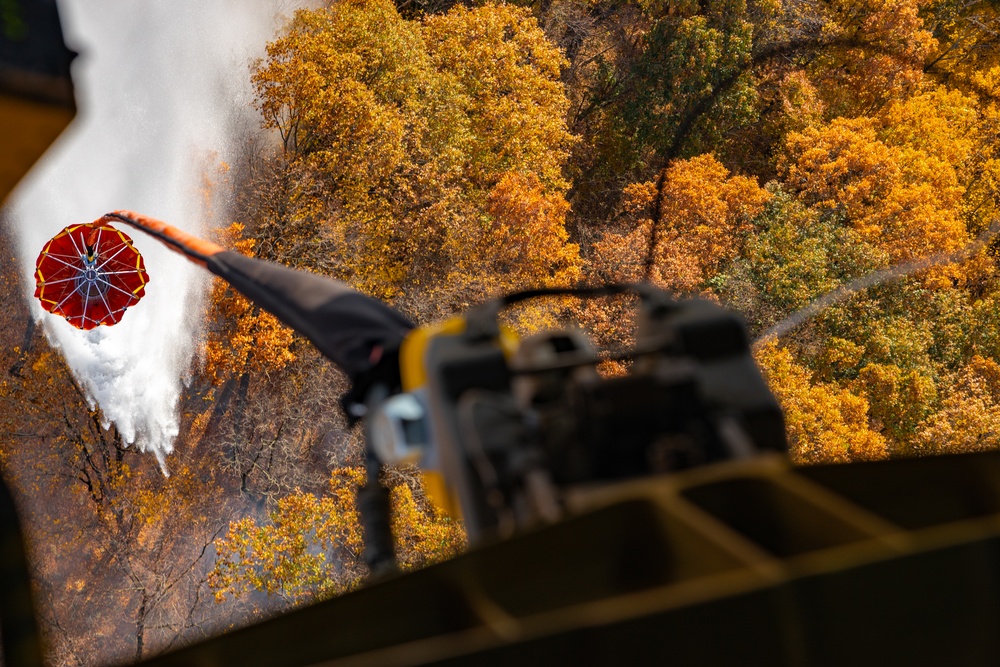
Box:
[3,0,1000,663]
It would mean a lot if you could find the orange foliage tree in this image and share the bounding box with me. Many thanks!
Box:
[589,154,769,294]
[780,88,978,273]
[581,154,769,350]
[201,223,296,385]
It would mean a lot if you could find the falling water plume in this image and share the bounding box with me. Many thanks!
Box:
[4,0,314,471]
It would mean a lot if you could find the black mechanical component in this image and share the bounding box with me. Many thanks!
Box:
[410,285,786,542]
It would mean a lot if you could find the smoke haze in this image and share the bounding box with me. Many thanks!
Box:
[5,0,305,470]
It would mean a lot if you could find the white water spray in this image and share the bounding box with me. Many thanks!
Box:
[6,0,310,470]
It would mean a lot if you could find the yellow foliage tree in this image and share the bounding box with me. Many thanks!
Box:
[915,356,1000,455]
[923,2,1000,93]
[851,362,937,447]
[389,480,466,572]
[249,0,579,317]
[581,154,769,350]
[804,0,936,116]
[754,341,888,464]
[780,117,899,234]
[209,468,465,606]
[421,2,576,192]
[962,66,1000,238]
[209,468,367,604]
